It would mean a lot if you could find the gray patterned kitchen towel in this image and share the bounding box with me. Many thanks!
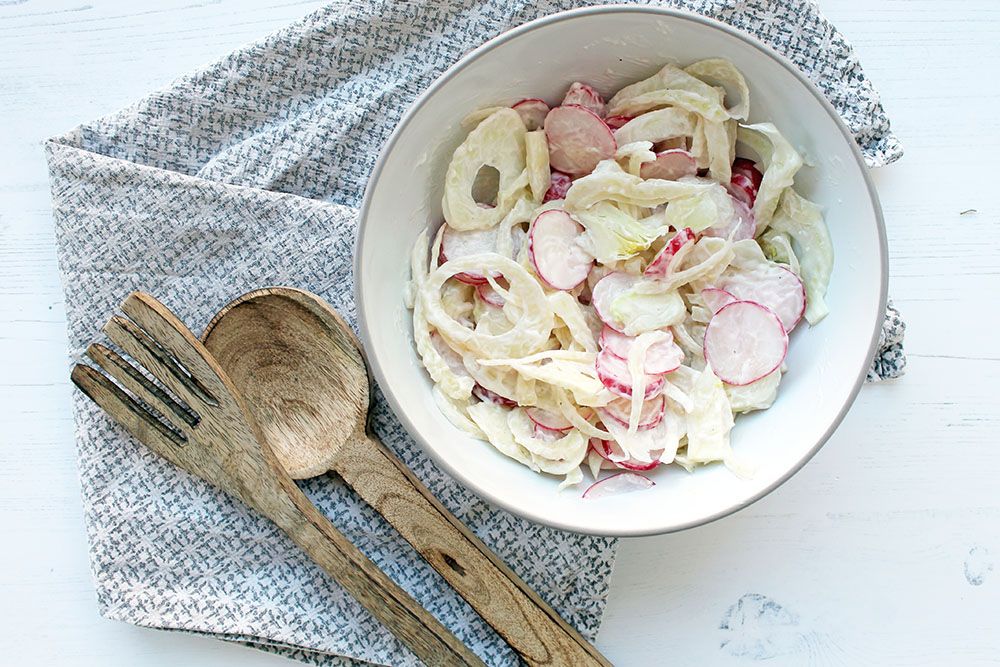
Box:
[45,2,905,666]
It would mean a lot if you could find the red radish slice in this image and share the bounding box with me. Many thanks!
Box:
[733,157,764,190]
[603,115,634,130]
[476,282,505,307]
[614,457,659,472]
[701,287,737,314]
[590,437,659,470]
[720,264,806,331]
[703,301,788,386]
[526,407,572,432]
[590,437,613,461]
[601,395,665,430]
[512,98,550,131]
[472,383,517,408]
[543,171,573,202]
[528,209,594,290]
[440,224,499,285]
[644,228,696,277]
[639,149,697,181]
[582,471,654,499]
[726,172,756,207]
[561,82,606,118]
[544,105,617,176]
[590,272,638,331]
[703,196,756,242]
[599,326,684,374]
[595,347,665,399]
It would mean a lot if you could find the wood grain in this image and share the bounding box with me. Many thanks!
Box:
[201,287,611,667]
[72,292,484,667]
[2,1,999,666]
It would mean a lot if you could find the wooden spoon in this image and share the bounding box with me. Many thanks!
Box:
[201,287,611,667]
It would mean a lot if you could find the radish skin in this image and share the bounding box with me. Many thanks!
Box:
[472,383,517,408]
[595,347,665,399]
[562,82,606,118]
[544,171,573,202]
[644,228,697,277]
[526,407,573,432]
[703,300,788,386]
[600,326,683,374]
[544,105,617,175]
[582,471,654,498]
[440,224,499,284]
[601,395,666,430]
[512,98,550,131]
[701,287,737,314]
[604,115,634,130]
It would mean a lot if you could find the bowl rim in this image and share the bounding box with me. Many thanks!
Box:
[354,4,889,537]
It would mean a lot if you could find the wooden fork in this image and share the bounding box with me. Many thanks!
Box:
[71,292,484,667]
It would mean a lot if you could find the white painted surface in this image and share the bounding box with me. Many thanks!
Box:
[0,1,995,665]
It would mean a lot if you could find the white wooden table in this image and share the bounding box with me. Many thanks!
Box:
[1,1,996,665]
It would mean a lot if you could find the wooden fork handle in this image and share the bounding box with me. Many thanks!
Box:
[250,473,485,667]
[335,433,612,667]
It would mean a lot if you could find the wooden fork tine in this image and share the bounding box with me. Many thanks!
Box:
[103,314,214,409]
[86,343,199,429]
[119,292,224,401]
[71,364,190,471]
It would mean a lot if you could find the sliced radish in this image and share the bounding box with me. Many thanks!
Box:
[639,149,697,181]
[701,287,737,314]
[644,228,696,277]
[561,82,606,118]
[526,407,572,432]
[595,347,665,399]
[475,281,506,307]
[726,172,756,207]
[528,209,594,290]
[703,196,755,242]
[719,264,806,331]
[614,457,659,472]
[590,437,613,461]
[733,157,764,191]
[544,105,617,176]
[703,301,788,386]
[590,272,637,331]
[582,471,654,499]
[543,171,573,202]
[599,326,683,374]
[601,395,665,430]
[472,383,517,408]
[590,437,659,470]
[440,224,499,285]
[603,115,634,130]
[512,98,550,131]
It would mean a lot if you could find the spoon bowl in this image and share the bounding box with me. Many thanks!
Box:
[202,288,368,479]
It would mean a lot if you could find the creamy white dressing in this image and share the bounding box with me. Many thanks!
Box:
[408,59,833,491]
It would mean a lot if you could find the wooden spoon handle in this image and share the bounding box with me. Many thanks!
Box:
[335,433,612,667]
[257,476,485,667]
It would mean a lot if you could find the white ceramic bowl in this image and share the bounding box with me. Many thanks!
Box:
[355,6,887,536]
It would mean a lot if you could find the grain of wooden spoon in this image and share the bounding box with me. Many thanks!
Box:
[200,287,612,667]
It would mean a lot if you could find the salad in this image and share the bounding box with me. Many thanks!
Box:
[405,60,833,498]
